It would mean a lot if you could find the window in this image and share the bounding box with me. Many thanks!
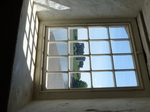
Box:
[44,26,138,90]
[34,19,150,99]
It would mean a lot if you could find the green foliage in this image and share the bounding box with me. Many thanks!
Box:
[71,73,88,88]
[76,73,81,79]
[72,73,81,80]
[73,43,77,54]
[72,79,88,88]
[73,57,79,71]
[73,29,78,40]
[71,29,88,88]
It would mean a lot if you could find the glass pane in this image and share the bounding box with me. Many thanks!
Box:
[47,57,68,71]
[111,40,131,53]
[46,73,68,89]
[92,72,114,88]
[115,71,137,87]
[48,42,68,55]
[70,56,90,71]
[109,27,129,39]
[49,29,67,41]
[89,27,108,39]
[91,56,112,70]
[70,72,90,88]
[70,28,88,40]
[113,55,134,69]
[70,42,89,55]
[90,41,110,54]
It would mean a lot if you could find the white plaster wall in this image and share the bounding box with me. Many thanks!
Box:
[7,0,39,112]
[142,0,150,74]
[137,0,150,76]
[34,0,144,20]
[8,0,150,112]
[143,0,150,41]
[18,98,150,112]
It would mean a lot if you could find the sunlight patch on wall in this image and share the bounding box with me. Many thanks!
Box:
[27,1,32,21]
[48,0,70,10]
[31,61,35,80]
[27,48,32,70]
[34,0,70,11]
[23,32,28,57]
[29,32,33,52]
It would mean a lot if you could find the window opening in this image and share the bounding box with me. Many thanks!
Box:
[43,26,139,90]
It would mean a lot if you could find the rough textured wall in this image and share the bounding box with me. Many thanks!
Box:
[34,0,144,20]
[8,0,150,112]
[18,98,150,112]
[142,0,150,74]
[7,0,39,112]
[143,0,150,41]
[1,0,23,111]
[137,0,150,76]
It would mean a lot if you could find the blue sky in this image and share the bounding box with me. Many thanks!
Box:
[50,27,138,88]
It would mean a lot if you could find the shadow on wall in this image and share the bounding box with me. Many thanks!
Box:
[85,108,136,112]
[7,0,39,112]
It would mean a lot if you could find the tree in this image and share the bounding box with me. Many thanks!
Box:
[72,73,81,80]
[71,77,88,88]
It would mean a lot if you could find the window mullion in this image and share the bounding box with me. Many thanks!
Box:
[43,24,142,90]
[107,27,117,88]
[43,27,49,90]
[68,27,71,89]
[88,27,93,88]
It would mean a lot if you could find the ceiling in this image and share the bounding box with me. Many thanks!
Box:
[34,0,144,20]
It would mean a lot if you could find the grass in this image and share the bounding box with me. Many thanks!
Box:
[72,29,80,79]
[73,29,78,40]
[72,29,79,71]
[72,57,81,80]
[73,57,79,71]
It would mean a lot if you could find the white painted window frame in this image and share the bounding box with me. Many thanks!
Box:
[33,18,150,100]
